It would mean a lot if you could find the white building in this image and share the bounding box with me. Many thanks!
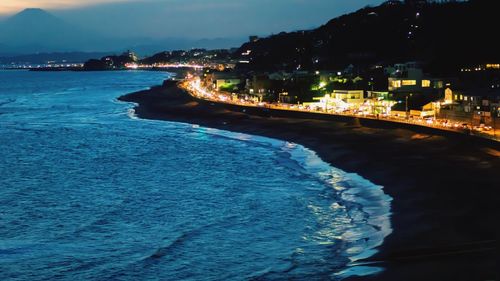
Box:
[386,62,442,95]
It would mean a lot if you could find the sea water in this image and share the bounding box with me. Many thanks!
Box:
[0,70,391,280]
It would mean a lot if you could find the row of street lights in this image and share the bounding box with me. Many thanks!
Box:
[183,77,498,141]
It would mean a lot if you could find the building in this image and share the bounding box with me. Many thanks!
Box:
[303,90,365,112]
[390,93,439,119]
[440,87,500,127]
[443,86,481,107]
[367,91,390,100]
[331,90,365,105]
[464,88,500,127]
[439,87,474,123]
[207,72,242,91]
[390,101,436,119]
[303,94,344,112]
[386,62,444,98]
[123,50,138,62]
[366,91,395,115]
[409,102,437,118]
[246,74,272,96]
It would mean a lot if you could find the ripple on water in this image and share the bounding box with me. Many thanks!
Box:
[0,70,392,281]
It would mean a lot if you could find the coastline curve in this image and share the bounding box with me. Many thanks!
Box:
[127,106,393,279]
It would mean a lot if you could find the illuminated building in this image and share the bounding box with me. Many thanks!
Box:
[208,72,242,91]
[386,62,443,98]
[439,86,500,129]
[331,90,365,105]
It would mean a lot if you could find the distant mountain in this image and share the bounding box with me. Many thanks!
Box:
[2,8,64,34]
[236,0,497,74]
[0,8,245,56]
[0,8,101,53]
[1,9,69,50]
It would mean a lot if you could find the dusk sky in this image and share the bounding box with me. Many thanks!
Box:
[1,0,385,39]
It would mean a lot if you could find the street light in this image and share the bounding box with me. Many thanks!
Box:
[493,108,497,140]
[405,95,409,120]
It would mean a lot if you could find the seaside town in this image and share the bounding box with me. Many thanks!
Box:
[3,1,498,141]
[179,57,500,141]
[4,48,499,141]
[74,45,499,141]
[1,2,498,141]
[1,0,498,280]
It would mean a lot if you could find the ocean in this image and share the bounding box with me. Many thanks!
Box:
[0,70,392,280]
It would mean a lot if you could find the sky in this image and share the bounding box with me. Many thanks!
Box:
[0,0,385,39]
[0,0,127,14]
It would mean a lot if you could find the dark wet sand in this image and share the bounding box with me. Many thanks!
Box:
[119,81,498,281]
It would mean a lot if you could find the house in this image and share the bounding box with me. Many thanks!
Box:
[331,90,365,105]
[390,102,436,118]
[386,62,444,98]
[390,94,438,118]
[465,88,500,127]
[367,91,390,100]
[440,87,500,126]
[409,102,437,118]
[303,94,342,112]
[208,72,242,91]
[246,74,272,96]
[367,91,395,115]
[303,90,365,112]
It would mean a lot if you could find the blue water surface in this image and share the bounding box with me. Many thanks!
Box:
[0,70,392,281]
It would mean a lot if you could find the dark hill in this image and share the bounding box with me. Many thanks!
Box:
[236,0,497,74]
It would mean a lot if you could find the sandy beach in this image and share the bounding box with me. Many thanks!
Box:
[119,80,498,281]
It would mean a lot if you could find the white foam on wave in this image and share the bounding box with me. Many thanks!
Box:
[284,143,393,279]
[185,126,393,279]
[127,108,139,120]
[113,100,395,279]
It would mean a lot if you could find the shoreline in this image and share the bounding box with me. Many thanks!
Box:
[119,81,498,280]
[186,126,394,279]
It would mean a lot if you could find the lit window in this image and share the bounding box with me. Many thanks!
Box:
[402,80,417,86]
[391,80,401,88]
[422,80,431,87]
[486,64,500,69]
